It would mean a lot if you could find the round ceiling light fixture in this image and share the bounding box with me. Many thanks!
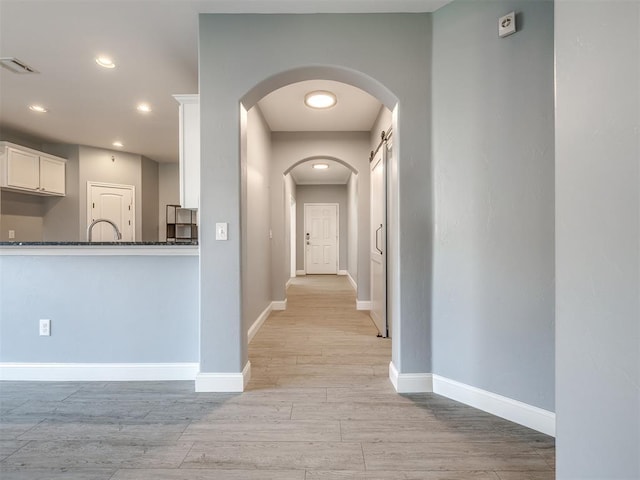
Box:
[312,163,329,170]
[112,141,124,148]
[29,104,48,113]
[304,91,337,109]
[95,56,116,69]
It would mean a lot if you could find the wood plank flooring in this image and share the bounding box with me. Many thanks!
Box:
[0,275,554,479]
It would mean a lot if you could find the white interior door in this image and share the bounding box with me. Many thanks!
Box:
[88,182,135,241]
[370,147,388,337]
[305,203,338,274]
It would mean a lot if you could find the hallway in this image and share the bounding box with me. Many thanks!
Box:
[0,276,554,479]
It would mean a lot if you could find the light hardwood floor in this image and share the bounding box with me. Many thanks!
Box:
[0,275,554,479]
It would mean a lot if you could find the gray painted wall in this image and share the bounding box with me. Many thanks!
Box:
[199,13,433,374]
[242,106,273,335]
[0,192,44,242]
[295,185,348,272]
[0,255,199,363]
[42,144,81,241]
[555,1,640,477]
[284,173,297,280]
[431,0,555,411]
[0,128,44,151]
[158,163,180,242]
[141,156,159,242]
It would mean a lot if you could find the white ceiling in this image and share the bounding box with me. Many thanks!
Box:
[0,0,451,164]
[258,80,382,132]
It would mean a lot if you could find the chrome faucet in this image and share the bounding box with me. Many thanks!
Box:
[87,219,123,242]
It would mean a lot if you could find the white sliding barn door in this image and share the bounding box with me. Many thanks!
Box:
[304,203,338,274]
[370,147,388,337]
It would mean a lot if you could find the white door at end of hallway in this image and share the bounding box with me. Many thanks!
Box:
[304,203,338,275]
[87,182,135,241]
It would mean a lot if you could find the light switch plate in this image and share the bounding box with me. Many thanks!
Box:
[499,11,516,38]
[8,230,15,239]
[216,222,228,241]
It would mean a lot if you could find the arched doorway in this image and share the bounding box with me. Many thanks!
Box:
[284,156,359,284]
[237,67,398,390]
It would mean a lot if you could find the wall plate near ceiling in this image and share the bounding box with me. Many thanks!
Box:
[498,11,516,38]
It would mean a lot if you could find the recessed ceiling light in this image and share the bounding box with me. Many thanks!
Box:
[95,56,115,69]
[313,163,329,170]
[304,91,337,109]
[136,103,151,113]
[112,141,123,148]
[29,104,48,113]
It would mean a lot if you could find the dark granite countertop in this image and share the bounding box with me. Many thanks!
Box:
[0,241,198,246]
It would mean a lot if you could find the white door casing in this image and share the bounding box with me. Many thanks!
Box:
[370,145,388,337]
[87,182,135,242]
[291,195,297,278]
[304,203,338,275]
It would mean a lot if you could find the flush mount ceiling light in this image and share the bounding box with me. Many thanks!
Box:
[95,56,115,69]
[112,141,123,148]
[312,163,329,170]
[29,104,48,113]
[136,103,151,113]
[304,91,337,109]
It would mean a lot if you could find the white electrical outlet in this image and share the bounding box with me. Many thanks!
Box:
[39,319,51,336]
[215,222,228,241]
[8,230,15,239]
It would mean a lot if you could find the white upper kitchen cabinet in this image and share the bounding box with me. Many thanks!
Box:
[0,141,66,196]
[173,94,199,209]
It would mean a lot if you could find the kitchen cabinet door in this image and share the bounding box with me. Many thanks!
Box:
[7,147,39,191]
[39,155,66,195]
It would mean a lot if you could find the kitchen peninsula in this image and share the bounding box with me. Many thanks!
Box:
[0,240,200,381]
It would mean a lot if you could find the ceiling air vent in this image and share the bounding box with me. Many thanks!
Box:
[0,57,38,74]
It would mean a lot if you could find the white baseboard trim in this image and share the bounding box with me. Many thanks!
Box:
[338,270,348,276]
[296,270,306,276]
[272,299,287,311]
[286,277,293,288]
[248,300,288,344]
[356,300,372,310]
[388,361,433,393]
[0,362,199,382]
[387,365,555,436]
[432,374,556,437]
[347,272,357,291]
[248,303,273,343]
[195,361,251,393]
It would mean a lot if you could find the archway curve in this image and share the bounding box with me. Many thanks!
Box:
[284,155,359,176]
[240,65,398,112]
